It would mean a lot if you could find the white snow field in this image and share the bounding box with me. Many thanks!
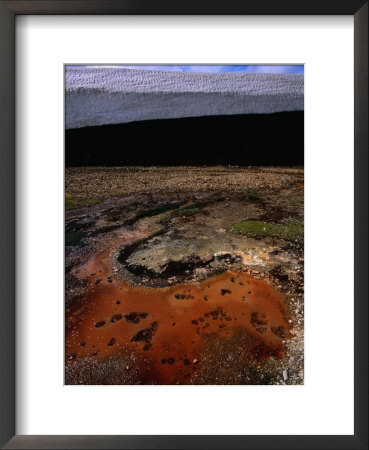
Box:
[65,67,304,129]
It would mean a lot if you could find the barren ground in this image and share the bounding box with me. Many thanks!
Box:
[65,166,304,385]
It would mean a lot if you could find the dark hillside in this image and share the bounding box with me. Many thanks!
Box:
[66,111,304,166]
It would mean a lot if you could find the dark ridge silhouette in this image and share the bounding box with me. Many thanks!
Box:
[65,112,304,166]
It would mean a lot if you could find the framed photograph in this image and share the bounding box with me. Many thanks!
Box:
[64,63,305,389]
[0,1,367,449]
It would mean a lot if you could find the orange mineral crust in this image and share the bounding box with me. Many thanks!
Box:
[66,249,291,384]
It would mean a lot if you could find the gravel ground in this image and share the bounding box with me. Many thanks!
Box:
[66,166,303,199]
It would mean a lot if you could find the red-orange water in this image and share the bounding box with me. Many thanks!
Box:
[66,249,291,384]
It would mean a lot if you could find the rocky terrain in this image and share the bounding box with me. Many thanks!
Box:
[65,166,304,385]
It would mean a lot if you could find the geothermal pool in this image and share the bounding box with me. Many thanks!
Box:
[66,249,291,384]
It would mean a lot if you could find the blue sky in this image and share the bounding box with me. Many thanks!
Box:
[120,65,304,74]
[78,65,303,74]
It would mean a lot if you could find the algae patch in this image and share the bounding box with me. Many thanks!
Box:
[244,189,263,202]
[65,193,99,211]
[172,205,201,218]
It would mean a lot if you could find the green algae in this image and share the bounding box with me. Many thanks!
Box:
[65,193,99,211]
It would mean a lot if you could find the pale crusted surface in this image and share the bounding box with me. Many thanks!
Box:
[66,67,304,94]
[65,68,304,128]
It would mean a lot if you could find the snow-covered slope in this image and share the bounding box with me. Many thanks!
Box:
[65,67,304,129]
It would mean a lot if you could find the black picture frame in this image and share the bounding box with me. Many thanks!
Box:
[0,1,367,449]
